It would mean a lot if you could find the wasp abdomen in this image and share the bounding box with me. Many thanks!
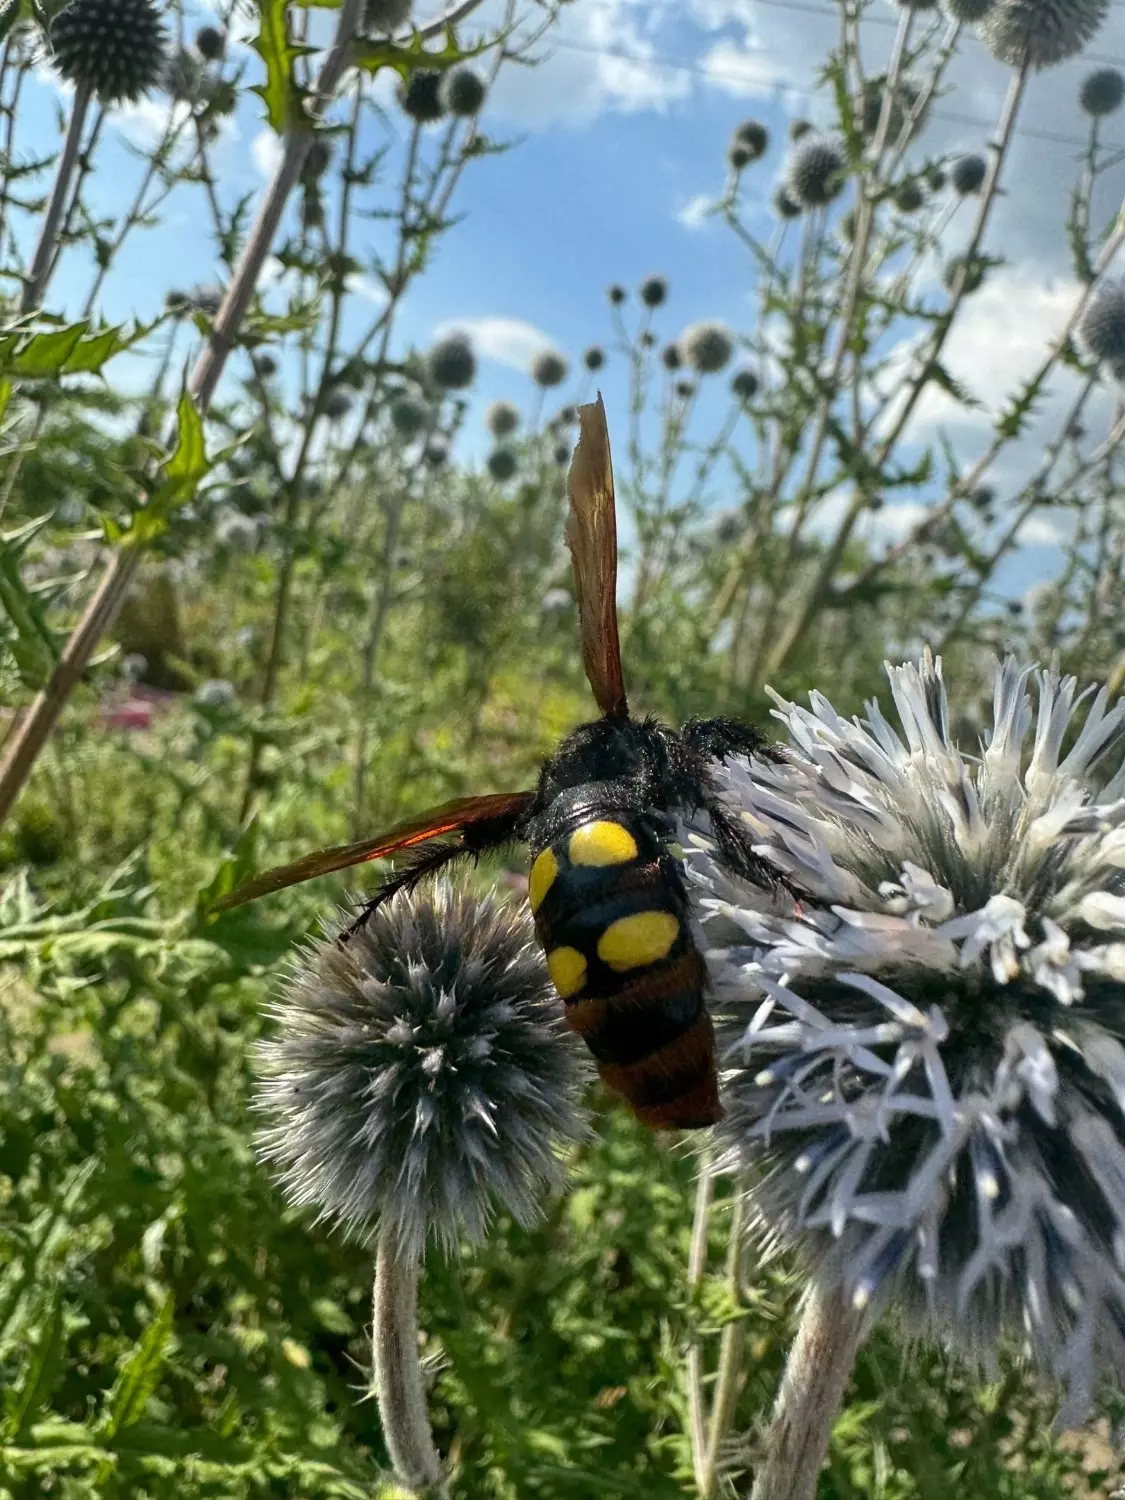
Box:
[529,807,720,1130]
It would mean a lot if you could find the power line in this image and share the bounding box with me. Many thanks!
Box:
[552,31,1125,152]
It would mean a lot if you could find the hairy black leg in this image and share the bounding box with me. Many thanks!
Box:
[339,842,476,942]
[682,714,782,764]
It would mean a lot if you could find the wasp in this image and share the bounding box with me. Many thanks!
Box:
[217,396,783,1129]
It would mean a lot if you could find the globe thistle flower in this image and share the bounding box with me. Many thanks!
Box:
[323,389,352,421]
[216,512,260,553]
[893,178,925,213]
[583,345,605,372]
[163,46,203,102]
[681,321,734,375]
[50,0,169,103]
[389,396,429,437]
[1079,277,1125,364]
[423,437,448,467]
[789,118,813,141]
[439,65,485,117]
[683,653,1125,1424]
[675,378,696,399]
[787,135,846,208]
[194,23,225,60]
[364,0,411,31]
[977,0,1109,69]
[662,343,682,371]
[942,252,987,295]
[252,351,278,379]
[195,678,235,709]
[531,349,568,389]
[1080,66,1125,116]
[950,152,987,195]
[730,367,759,403]
[552,441,571,466]
[399,69,445,123]
[485,399,519,438]
[639,274,668,308]
[731,119,769,165]
[486,446,518,482]
[426,332,476,391]
[607,284,627,306]
[254,880,588,1255]
[714,510,743,545]
[943,0,993,18]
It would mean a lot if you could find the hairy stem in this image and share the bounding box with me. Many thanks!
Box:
[372,1233,449,1498]
[749,1281,867,1500]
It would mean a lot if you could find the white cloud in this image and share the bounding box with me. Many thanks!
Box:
[1016,513,1066,547]
[347,274,388,306]
[438,316,560,371]
[678,193,716,230]
[114,96,189,146]
[251,128,284,181]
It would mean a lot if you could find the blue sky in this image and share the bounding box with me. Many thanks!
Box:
[16,0,1125,597]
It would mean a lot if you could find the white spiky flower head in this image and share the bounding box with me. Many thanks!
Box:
[254,880,590,1258]
[682,652,1125,1426]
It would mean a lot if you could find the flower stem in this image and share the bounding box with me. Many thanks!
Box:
[749,1280,867,1500]
[372,1232,449,1498]
[20,79,91,313]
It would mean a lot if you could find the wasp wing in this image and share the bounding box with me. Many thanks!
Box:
[212,791,535,911]
[566,394,628,719]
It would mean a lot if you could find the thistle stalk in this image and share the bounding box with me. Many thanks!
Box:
[749,1282,867,1500]
[20,80,92,312]
[372,1233,449,1498]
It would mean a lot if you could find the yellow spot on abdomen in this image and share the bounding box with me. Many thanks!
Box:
[529,848,559,913]
[547,946,587,998]
[598,911,680,971]
[568,820,639,867]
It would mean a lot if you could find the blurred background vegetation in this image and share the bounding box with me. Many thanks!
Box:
[2,0,1125,1490]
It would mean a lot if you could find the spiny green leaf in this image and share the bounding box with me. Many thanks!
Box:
[356,24,495,78]
[99,1293,175,1438]
[2,1287,66,1442]
[250,0,313,132]
[9,323,87,377]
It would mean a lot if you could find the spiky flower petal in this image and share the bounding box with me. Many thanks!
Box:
[255,881,589,1256]
[977,0,1109,69]
[50,0,168,103]
[682,653,1125,1424]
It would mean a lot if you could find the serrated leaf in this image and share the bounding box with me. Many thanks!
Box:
[120,386,213,548]
[9,323,87,377]
[3,1288,65,1442]
[250,0,312,132]
[923,358,981,410]
[355,25,494,78]
[99,1294,175,1438]
[0,524,58,687]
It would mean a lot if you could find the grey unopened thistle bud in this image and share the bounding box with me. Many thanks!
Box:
[426,332,476,391]
[389,396,428,437]
[423,437,448,467]
[583,345,605,372]
[323,389,351,421]
[50,0,169,102]
[439,65,485,117]
[787,135,846,208]
[531,350,568,389]
[942,252,986,295]
[730,367,759,402]
[1080,66,1124,115]
[485,400,519,438]
[732,118,768,161]
[977,0,1109,69]
[943,0,993,17]
[486,446,518,482]
[607,284,627,305]
[255,881,588,1257]
[681,320,734,375]
[684,654,1125,1425]
[661,343,682,370]
[893,178,925,212]
[363,0,411,32]
[639,274,668,308]
[399,69,445,123]
[194,23,224,59]
[1079,277,1125,363]
[253,351,277,378]
[789,118,813,141]
[950,151,987,195]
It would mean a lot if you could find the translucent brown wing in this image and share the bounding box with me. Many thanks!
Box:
[566,394,628,719]
[212,791,534,911]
